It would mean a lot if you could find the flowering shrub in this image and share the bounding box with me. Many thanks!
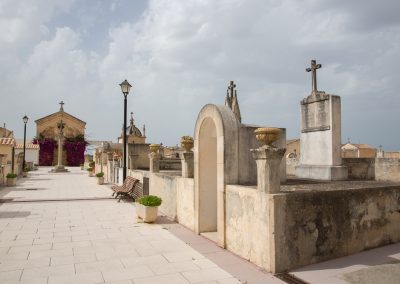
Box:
[33,138,56,166]
[64,141,86,166]
[33,134,87,166]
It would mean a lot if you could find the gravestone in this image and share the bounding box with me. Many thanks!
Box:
[295,60,348,180]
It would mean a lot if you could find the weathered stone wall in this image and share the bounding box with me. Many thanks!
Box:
[274,187,400,272]
[375,158,400,182]
[128,144,150,169]
[286,157,299,176]
[225,185,272,270]
[343,158,375,180]
[160,158,181,170]
[148,173,195,230]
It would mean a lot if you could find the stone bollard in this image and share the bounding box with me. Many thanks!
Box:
[180,152,194,178]
[149,152,160,173]
[129,154,139,170]
[251,145,285,193]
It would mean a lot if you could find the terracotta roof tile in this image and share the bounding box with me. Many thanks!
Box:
[15,143,39,149]
[0,138,15,146]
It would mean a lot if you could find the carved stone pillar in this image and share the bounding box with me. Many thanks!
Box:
[149,152,160,173]
[180,152,194,178]
[129,154,139,170]
[251,145,285,194]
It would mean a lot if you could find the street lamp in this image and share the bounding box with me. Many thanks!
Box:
[22,115,29,171]
[120,79,132,181]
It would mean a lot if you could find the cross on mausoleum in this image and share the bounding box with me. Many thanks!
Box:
[228,81,236,97]
[59,101,65,111]
[306,59,322,94]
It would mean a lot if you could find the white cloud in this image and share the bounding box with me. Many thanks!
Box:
[1,0,400,150]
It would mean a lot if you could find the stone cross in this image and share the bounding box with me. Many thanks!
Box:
[228,81,236,97]
[57,119,65,135]
[306,60,322,93]
[59,101,65,111]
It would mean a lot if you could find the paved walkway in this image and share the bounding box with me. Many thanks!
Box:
[291,243,400,284]
[2,168,399,284]
[0,168,283,284]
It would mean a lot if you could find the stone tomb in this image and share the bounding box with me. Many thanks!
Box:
[296,60,348,180]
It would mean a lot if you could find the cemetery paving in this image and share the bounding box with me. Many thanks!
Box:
[0,167,284,284]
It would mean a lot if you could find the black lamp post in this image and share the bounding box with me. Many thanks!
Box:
[22,115,29,171]
[119,79,132,181]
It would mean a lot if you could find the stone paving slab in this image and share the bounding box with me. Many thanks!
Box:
[0,167,112,201]
[291,243,400,283]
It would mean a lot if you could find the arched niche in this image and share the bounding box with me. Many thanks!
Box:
[194,104,239,247]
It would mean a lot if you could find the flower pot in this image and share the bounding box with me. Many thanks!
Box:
[7,177,17,186]
[137,204,159,223]
[88,171,93,177]
[180,136,194,152]
[80,166,84,170]
[97,176,104,185]
[22,172,28,177]
[149,144,161,154]
[254,127,282,146]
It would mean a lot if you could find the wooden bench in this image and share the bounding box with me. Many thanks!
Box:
[111,177,139,202]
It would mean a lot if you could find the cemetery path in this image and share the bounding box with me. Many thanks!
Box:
[291,242,400,284]
[0,167,284,284]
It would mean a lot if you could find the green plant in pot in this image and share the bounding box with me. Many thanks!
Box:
[96,172,104,185]
[87,167,93,177]
[89,161,95,171]
[136,195,162,223]
[6,173,17,186]
[22,167,30,177]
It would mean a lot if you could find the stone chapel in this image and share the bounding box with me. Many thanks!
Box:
[35,102,86,166]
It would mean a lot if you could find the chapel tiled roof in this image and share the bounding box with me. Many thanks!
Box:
[0,138,15,146]
[15,143,40,149]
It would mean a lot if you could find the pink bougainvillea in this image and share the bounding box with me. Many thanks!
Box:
[33,138,56,166]
[63,141,86,166]
[33,135,87,166]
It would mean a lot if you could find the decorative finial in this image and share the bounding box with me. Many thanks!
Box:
[306,59,322,94]
[143,124,146,137]
[130,112,134,126]
[59,101,65,112]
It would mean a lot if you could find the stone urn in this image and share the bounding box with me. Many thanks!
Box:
[149,144,161,154]
[97,176,104,185]
[180,136,194,152]
[6,177,17,187]
[254,127,282,146]
[136,204,159,223]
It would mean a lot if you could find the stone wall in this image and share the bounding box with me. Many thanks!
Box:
[160,158,181,170]
[225,185,272,270]
[128,144,150,169]
[286,157,299,176]
[149,172,195,230]
[343,158,375,180]
[273,186,400,272]
[375,158,400,182]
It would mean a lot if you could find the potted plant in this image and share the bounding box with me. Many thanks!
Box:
[87,167,94,177]
[22,167,30,177]
[6,173,17,186]
[80,164,84,170]
[96,172,104,184]
[89,161,95,171]
[136,195,162,223]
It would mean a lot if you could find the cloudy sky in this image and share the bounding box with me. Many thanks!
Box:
[1,0,399,150]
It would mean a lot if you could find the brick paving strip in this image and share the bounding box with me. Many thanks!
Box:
[0,167,285,284]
